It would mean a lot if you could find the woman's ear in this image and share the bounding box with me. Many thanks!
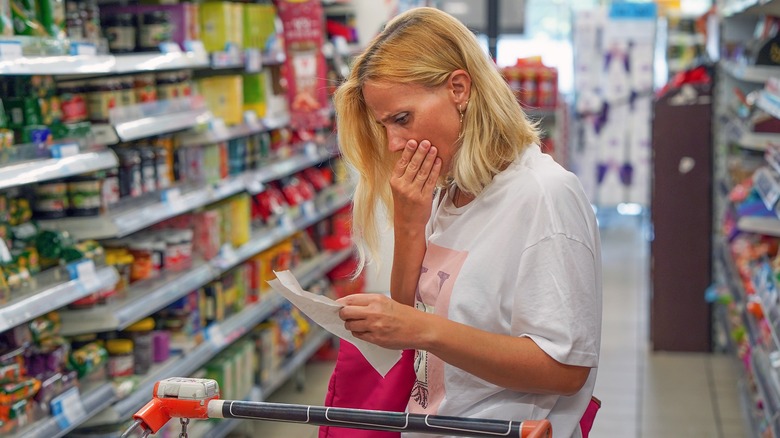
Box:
[448,69,471,106]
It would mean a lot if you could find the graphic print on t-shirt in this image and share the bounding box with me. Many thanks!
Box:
[409,242,468,415]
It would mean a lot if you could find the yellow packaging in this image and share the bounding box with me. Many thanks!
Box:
[199,2,233,53]
[196,75,243,126]
[243,72,267,118]
[230,194,251,247]
[244,3,276,50]
[230,2,244,50]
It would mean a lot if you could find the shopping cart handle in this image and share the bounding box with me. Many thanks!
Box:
[521,419,552,438]
[122,378,554,438]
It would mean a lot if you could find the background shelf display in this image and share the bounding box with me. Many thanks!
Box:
[0,150,118,191]
[0,266,118,334]
[177,115,291,147]
[56,184,352,335]
[36,149,338,240]
[12,382,117,438]
[37,177,246,240]
[721,60,780,84]
[84,248,352,428]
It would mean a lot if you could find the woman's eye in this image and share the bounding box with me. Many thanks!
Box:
[395,113,409,125]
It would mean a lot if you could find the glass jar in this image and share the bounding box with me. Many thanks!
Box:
[87,78,119,123]
[115,148,142,198]
[134,74,157,103]
[156,72,181,101]
[66,174,101,217]
[123,318,155,375]
[103,13,136,53]
[33,180,69,219]
[57,80,88,123]
[106,339,134,378]
[138,11,172,52]
[137,147,157,194]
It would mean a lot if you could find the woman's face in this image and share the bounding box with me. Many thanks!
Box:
[362,80,463,174]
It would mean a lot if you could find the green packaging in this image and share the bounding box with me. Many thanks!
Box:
[0,0,11,36]
[10,0,45,36]
[34,0,63,38]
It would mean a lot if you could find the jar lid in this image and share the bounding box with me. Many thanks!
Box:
[106,338,134,354]
[125,317,155,332]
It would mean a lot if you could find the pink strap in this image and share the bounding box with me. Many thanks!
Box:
[579,396,601,438]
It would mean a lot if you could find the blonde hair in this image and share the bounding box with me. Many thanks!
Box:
[334,7,539,273]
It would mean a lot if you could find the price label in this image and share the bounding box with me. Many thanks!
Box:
[70,42,97,56]
[207,324,226,346]
[51,387,86,430]
[246,179,265,195]
[245,48,262,73]
[0,239,11,264]
[185,40,207,57]
[67,259,100,291]
[159,42,182,54]
[0,40,22,60]
[302,200,317,218]
[50,143,80,158]
[243,110,260,130]
[210,118,229,139]
[161,187,185,210]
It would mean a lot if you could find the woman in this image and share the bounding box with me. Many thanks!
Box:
[331,7,602,438]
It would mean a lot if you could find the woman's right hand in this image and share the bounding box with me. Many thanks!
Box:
[390,139,441,229]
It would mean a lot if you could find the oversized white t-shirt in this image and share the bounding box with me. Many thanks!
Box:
[405,144,602,438]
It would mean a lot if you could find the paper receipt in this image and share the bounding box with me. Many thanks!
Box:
[267,270,402,377]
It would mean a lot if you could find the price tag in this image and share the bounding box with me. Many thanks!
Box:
[243,110,260,130]
[304,142,319,158]
[69,42,97,56]
[50,143,80,158]
[67,259,100,291]
[207,324,226,346]
[51,387,86,430]
[0,40,23,60]
[245,48,262,73]
[246,179,265,195]
[161,187,185,210]
[185,40,207,57]
[210,118,229,139]
[302,200,317,218]
[90,124,119,146]
[159,42,182,54]
[0,239,11,264]
[215,243,239,269]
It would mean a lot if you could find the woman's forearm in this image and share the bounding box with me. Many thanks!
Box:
[390,225,427,306]
[419,313,591,395]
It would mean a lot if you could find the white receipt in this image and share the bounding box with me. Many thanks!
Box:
[268,270,402,377]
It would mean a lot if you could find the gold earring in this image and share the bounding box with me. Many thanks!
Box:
[459,105,464,124]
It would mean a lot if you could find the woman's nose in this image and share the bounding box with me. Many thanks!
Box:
[387,132,406,153]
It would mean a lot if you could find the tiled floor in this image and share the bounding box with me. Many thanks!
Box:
[233,211,753,438]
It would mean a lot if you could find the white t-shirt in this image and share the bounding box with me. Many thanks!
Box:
[405,144,602,438]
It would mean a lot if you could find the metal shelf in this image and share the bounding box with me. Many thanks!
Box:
[112,51,210,74]
[737,215,780,237]
[113,107,212,143]
[55,186,352,336]
[0,266,118,334]
[12,382,117,438]
[258,328,333,400]
[84,250,346,428]
[721,0,780,17]
[177,115,290,147]
[36,150,339,240]
[0,150,118,191]
[37,177,246,240]
[0,46,209,76]
[722,60,780,84]
[58,261,215,336]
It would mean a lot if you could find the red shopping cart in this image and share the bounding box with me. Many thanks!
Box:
[120,377,552,438]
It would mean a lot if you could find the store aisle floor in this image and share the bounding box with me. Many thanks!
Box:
[233,212,751,438]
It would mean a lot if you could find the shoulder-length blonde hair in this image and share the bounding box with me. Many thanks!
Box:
[334,7,539,273]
